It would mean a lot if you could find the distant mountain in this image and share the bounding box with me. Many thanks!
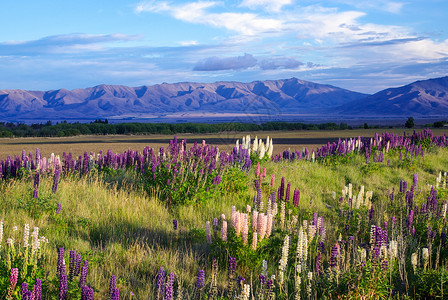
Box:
[0,78,367,121]
[337,76,448,116]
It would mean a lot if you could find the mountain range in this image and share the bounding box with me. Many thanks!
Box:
[0,76,447,122]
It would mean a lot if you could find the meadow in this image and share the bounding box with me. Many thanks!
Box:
[1,129,448,299]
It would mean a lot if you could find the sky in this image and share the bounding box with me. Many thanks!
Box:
[0,0,447,94]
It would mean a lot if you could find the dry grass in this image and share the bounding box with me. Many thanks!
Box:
[1,128,446,160]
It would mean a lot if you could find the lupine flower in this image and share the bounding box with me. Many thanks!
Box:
[164,272,175,300]
[21,282,30,300]
[173,219,177,230]
[68,250,76,281]
[56,203,62,214]
[196,270,205,290]
[74,254,82,276]
[81,285,94,300]
[32,278,42,300]
[109,275,117,299]
[79,260,89,288]
[111,288,120,300]
[52,170,60,194]
[59,273,68,300]
[270,174,275,187]
[156,267,165,299]
[7,268,18,300]
[57,247,65,277]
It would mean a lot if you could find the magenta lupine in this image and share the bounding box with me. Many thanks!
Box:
[7,268,19,300]
[109,275,117,300]
[59,273,68,300]
[256,162,261,177]
[79,260,89,288]
[270,174,275,187]
[279,177,285,199]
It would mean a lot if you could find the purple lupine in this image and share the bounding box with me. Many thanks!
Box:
[56,202,62,214]
[293,188,300,207]
[285,182,291,202]
[52,170,60,194]
[109,275,117,300]
[59,273,68,300]
[259,274,266,285]
[57,248,65,277]
[164,272,175,300]
[81,285,94,300]
[237,276,245,288]
[173,219,178,230]
[313,212,318,226]
[382,260,389,270]
[69,250,76,281]
[406,210,414,229]
[196,270,205,290]
[111,288,120,300]
[33,188,39,199]
[31,278,42,300]
[316,252,322,274]
[21,282,31,300]
[279,177,285,199]
[229,256,237,273]
[34,172,40,189]
[156,267,165,299]
[330,243,339,268]
[74,254,82,276]
[413,173,418,187]
[79,260,89,288]
[318,241,325,253]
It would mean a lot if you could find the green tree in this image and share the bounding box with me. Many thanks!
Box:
[405,117,415,128]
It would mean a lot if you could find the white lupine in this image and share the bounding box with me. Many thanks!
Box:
[308,225,316,240]
[6,238,14,246]
[258,143,266,160]
[422,248,429,270]
[348,183,353,199]
[389,240,398,260]
[262,260,268,277]
[442,202,448,218]
[306,272,313,298]
[23,224,30,248]
[246,205,251,213]
[411,252,418,272]
[279,235,290,284]
[252,136,258,153]
[240,284,250,300]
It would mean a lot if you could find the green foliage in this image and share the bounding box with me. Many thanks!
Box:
[405,117,415,129]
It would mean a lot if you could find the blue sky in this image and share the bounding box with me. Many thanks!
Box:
[0,0,447,93]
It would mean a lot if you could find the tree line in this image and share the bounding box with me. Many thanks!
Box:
[0,119,446,138]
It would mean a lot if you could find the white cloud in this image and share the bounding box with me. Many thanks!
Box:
[135,1,284,36]
[331,0,406,14]
[240,0,293,12]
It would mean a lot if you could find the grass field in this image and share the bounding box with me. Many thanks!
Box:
[1,128,446,160]
[1,129,448,299]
